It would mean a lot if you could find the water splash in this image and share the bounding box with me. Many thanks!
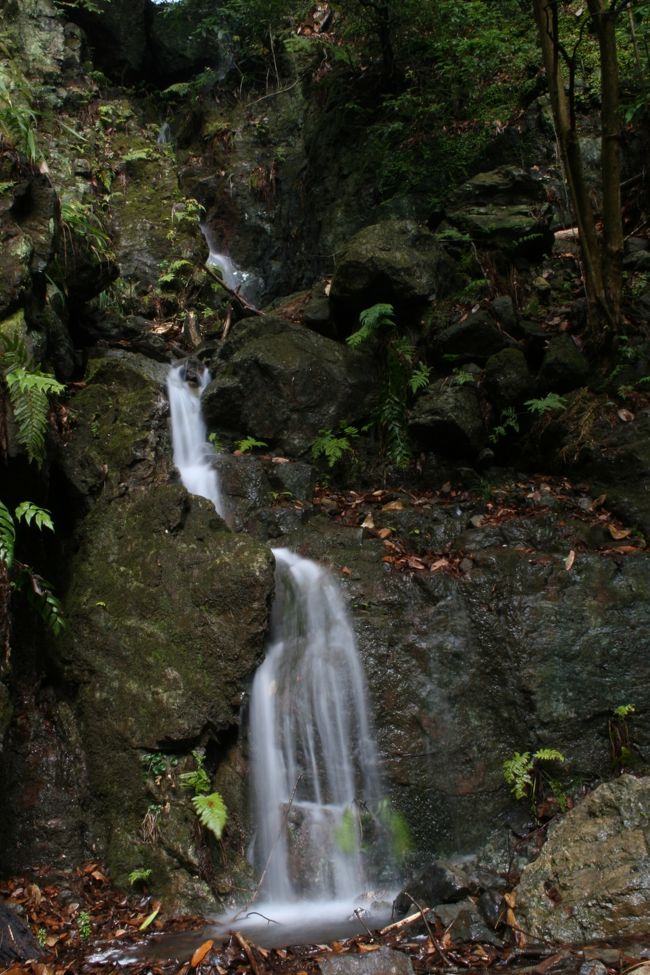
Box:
[166,362,226,518]
[249,548,391,905]
[200,223,261,303]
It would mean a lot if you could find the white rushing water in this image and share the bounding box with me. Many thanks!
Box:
[248,548,391,907]
[200,222,261,303]
[166,359,396,944]
[166,362,226,518]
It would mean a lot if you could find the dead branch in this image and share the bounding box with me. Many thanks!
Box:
[205,265,263,317]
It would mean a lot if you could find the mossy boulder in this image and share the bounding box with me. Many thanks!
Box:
[537,334,590,392]
[57,355,170,505]
[330,219,454,320]
[53,484,274,897]
[484,347,533,408]
[409,380,487,457]
[517,775,650,943]
[446,166,553,256]
[202,316,377,456]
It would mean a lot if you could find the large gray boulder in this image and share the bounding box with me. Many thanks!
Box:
[516,775,650,943]
[203,316,377,456]
[330,219,454,317]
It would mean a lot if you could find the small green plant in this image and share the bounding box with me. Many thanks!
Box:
[489,406,520,444]
[525,393,567,415]
[141,752,172,778]
[76,910,92,940]
[235,436,268,453]
[157,258,194,288]
[1,333,66,466]
[0,80,39,163]
[128,867,152,888]
[170,197,206,229]
[335,799,411,862]
[609,703,637,771]
[347,303,429,469]
[0,500,65,636]
[179,749,211,795]
[503,748,566,816]
[37,928,47,947]
[311,424,360,468]
[192,792,228,840]
[208,432,224,451]
[60,199,112,264]
[450,366,475,387]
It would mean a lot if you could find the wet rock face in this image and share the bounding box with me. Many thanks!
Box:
[202,316,377,456]
[516,776,650,943]
[284,516,650,864]
[51,484,274,892]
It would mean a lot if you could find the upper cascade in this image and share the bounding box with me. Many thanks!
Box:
[166,362,226,518]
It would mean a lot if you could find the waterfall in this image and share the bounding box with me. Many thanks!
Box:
[200,222,262,304]
[249,548,387,904]
[166,362,226,518]
[166,359,396,941]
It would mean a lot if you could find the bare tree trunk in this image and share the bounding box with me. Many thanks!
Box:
[532,0,624,347]
[588,0,624,335]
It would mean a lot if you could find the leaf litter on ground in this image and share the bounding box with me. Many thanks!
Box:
[3,865,650,975]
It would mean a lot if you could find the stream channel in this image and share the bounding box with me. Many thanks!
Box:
[94,364,401,963]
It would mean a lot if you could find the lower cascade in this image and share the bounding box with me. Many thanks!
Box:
[250,548,392,905]
[167,363,396,940]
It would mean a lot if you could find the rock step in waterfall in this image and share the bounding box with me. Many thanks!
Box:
[167,364,398,942]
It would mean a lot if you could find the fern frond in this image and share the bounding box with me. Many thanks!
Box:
[0,332,32,370]
[409,363,431,393]
[26,571,65,636]
[192,792,227,839]
[0,501,16,569]
[4,367,64,466]
[14,501,55,532]
[346,303,396,349]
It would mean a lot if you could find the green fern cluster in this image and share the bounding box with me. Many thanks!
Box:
[1,334,65,465]
[180,749,228,840]
[0,500,65,636]
[346,304,430,470]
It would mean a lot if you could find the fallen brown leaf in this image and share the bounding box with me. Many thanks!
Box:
[191,938,214,967]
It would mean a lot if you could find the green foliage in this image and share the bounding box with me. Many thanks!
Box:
[179,749,212,794]
[37,928,47,947]
[450,367,475,387]
[128,867,152,887]
[0,502,16,571]
[525,393,567,415]
[158,259,194,288]
[408,363,432,393]
[0,333,65,467]
[335,799,411,862]
[0,500,64,636]
[236,436,268,453]
[192,792,228,839]
[60,199,112,262]
[311,424,360,468]
[347,303,396,349]
[614,703,636,719]
[0,79,39,163]
[76,911,92,940]
[489,406,520,444]
[347,304,430,469]
[503,748,566,815]
[141,752,177,777]
[375,799,412,861]
[609,703,637,771]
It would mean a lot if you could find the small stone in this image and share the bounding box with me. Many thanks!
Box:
[319,947,414,975]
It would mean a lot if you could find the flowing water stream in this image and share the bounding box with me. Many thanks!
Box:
[166,364,396,945]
